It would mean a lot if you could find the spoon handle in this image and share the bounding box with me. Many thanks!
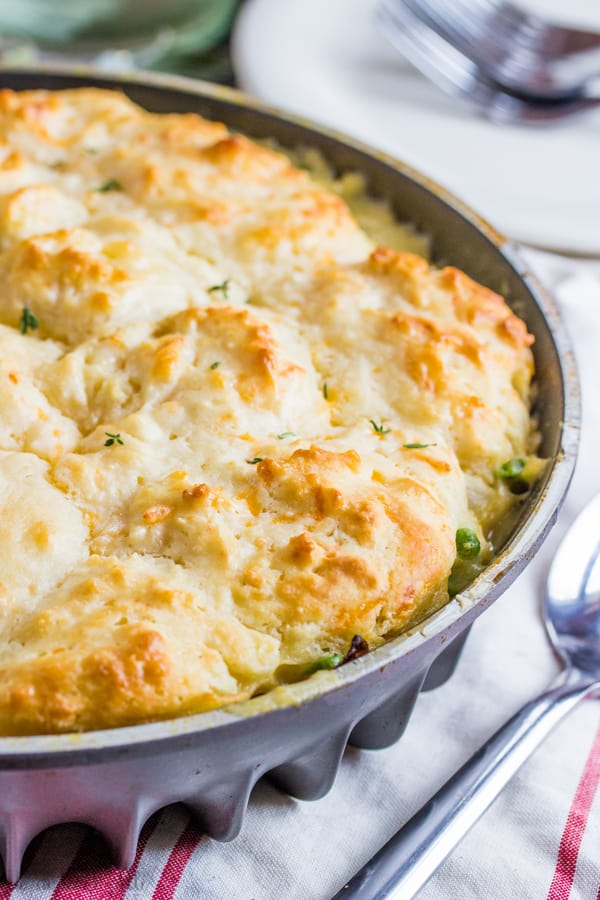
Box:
[334,672,596,900]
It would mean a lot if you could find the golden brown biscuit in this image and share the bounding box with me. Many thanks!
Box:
[0,88,537,734]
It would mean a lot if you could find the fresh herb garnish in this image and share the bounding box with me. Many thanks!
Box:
[455,528,481,560]
[104,432,124,447]
[498,457,529,495]
[403,442,436,449]
[277,432,296,440]
[208,278,230,299]
[247,457,263,465]
[209,361,221,370]
[19,306,39,335]
[97,178,123,193]
[322,382,329,400]
[370,419,391,435]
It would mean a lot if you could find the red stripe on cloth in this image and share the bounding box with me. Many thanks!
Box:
[50,814,158,900]
[547,721,600,900]
[151,823,202,900]
[0,831,44,894]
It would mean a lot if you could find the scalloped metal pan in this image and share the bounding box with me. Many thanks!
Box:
[0,65,579,883]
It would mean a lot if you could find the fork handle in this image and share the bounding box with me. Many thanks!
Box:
[333,669,597,900]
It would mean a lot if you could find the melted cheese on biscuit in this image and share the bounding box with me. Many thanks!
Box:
[0,89,537,734]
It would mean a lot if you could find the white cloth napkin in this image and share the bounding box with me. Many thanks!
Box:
[3,253,599,900]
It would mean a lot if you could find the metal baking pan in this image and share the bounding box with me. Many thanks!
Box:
[0,65,579,883]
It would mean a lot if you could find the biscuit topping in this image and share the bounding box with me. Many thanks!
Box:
[0,88,537,734]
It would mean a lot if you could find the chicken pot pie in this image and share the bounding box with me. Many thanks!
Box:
[0,88,540,734]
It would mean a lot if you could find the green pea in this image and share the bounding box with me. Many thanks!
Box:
[456,528,481,560]
[499,457,526,480]
[307,653,343,675]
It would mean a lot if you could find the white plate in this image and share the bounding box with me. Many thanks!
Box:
[232,0,600,255]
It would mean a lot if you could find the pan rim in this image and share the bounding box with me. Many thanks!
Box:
[0,63,580,762]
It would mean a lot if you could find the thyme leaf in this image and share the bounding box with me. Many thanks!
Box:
[97,178,123,192]
[207,278,230,299]
[19,306,39,335]
[370,419,391,435]
[104,432,124,447]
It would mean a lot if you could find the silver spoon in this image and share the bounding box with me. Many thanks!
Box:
[376,0,600,124]
[334,492,600,899]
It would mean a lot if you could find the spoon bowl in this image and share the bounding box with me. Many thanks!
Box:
[546,493,600,680]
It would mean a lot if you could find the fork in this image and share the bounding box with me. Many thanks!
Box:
[402,0,600,99]
[376,0,600,124]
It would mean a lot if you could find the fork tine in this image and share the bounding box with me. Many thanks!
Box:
[400,0,600,98]
[406,0,542,75]
[413,0,600,47]
[425,0,529,41]
[377,0,507,106]
[376,0,600,123]
[406,0,543,58]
